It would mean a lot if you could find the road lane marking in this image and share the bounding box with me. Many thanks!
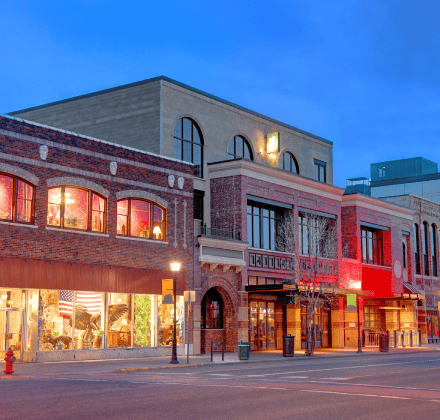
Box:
[252,358,440,377]
[209,374,233,376]
[302,390,412,400]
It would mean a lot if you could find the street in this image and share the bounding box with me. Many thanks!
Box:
[1,353,440,419]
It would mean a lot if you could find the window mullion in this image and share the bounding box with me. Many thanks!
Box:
[60,187,65,228]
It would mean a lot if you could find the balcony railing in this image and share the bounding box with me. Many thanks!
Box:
[200,224,241,241]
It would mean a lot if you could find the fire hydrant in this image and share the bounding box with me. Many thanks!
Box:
[4,348,15,375]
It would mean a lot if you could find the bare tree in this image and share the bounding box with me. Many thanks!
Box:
[278,211,341,356]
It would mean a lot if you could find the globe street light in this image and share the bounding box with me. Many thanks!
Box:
[170,261,181,364]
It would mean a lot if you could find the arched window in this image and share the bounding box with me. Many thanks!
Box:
[414,223,421,274]
[117,199,165,241]
[173,117,203,177]
[278,151,299,174]
[228,135,253,160]
[202,288,223,329]
[432,224,438,276]
[423,222,429,275]
[0,173,35,224]
[47,187,106,232]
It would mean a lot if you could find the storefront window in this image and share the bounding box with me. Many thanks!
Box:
[134,294,152,347]
[73,291,104,350]
[158,295,183,346]
[39,290,74,351]
[107,293,131,348]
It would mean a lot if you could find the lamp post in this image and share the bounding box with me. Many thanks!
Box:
[170,262,181,364]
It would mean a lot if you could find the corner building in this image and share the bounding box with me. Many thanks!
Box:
[9,77,424,354]
[0,115,193,361]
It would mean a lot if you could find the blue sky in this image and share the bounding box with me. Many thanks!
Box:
[1,1,439,188]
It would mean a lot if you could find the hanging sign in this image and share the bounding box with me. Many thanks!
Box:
[347,294,357,312]
[162,279,174,304]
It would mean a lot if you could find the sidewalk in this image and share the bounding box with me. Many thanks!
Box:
[2,344,440,379]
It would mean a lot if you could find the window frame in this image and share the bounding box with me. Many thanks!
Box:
[361,226,383,265]
[47,186,107,232]
[227,135,253,161]
[314,160,326,183]
[247,203,280,251]
[279,151,299,174]
[423,222,430,276]
[116,198,166,241]
[432,224,438,277]
[0,172,36,225]
[173,117,204,178]
[414,223,421,274]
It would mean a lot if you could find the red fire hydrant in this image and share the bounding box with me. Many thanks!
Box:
[4,348,15,375]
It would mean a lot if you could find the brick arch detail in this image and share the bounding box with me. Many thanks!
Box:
[200,276,238,353]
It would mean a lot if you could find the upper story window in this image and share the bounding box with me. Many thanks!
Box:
[228,135,253,160]
[423,222,429,275]
[432,224,437,276]
[414,223,421,274]
[194,190,204,223]
[279,152,299,174]
[173,117,203,178]
[378,167,386,177]
[47,187,106,232]
[0,173,35,224]
[361,226,383,265]
[314,160,326,183]
[247,204,280,251]
[117,199,165,241]
[298,213,336,257]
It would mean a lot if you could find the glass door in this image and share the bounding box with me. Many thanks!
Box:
[0,309,23,360]
[249,301,276,351]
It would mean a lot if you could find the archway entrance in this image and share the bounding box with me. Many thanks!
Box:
[200,286,235,353]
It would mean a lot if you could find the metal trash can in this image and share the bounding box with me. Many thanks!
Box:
[283,335,295,357]
[379,333,389,352]
[238,340,250,360]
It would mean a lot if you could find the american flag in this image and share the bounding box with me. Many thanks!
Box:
[59,291,102,316]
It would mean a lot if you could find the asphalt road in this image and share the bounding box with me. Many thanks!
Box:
[1,354,440,420]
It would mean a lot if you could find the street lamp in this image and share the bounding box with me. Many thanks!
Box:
[170,261,181,364]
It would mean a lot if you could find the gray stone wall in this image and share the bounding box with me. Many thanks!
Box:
[10,81,162,154]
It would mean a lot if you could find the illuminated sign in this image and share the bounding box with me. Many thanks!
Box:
[266,132,280,153]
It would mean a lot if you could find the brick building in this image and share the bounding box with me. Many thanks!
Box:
[0,115,193,361]
[7,76,425,354]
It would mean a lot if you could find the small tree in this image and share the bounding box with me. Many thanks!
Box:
[278,211,340,356]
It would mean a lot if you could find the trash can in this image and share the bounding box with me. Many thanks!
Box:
[379,333,389,352]
[238,340,250,360]
[283,335,295,357]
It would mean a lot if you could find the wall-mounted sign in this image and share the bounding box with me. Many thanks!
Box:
[347,294,357,312]
[266,132,280,153]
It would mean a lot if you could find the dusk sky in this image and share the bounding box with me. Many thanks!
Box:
[1,1,439,188]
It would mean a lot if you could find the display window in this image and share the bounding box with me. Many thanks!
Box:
[158,295,183,346]
[134,294,153,347]
[107,293,131,348]
[0,289,25,357]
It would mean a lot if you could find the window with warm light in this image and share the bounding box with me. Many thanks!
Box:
[117,199,166,241]
[47,187,106,232]
[0,173,35,224]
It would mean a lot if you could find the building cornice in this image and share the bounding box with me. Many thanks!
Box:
[208,159,344,201]
[342,194,414,220]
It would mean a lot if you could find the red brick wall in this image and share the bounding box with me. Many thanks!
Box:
[0,116,194,291]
